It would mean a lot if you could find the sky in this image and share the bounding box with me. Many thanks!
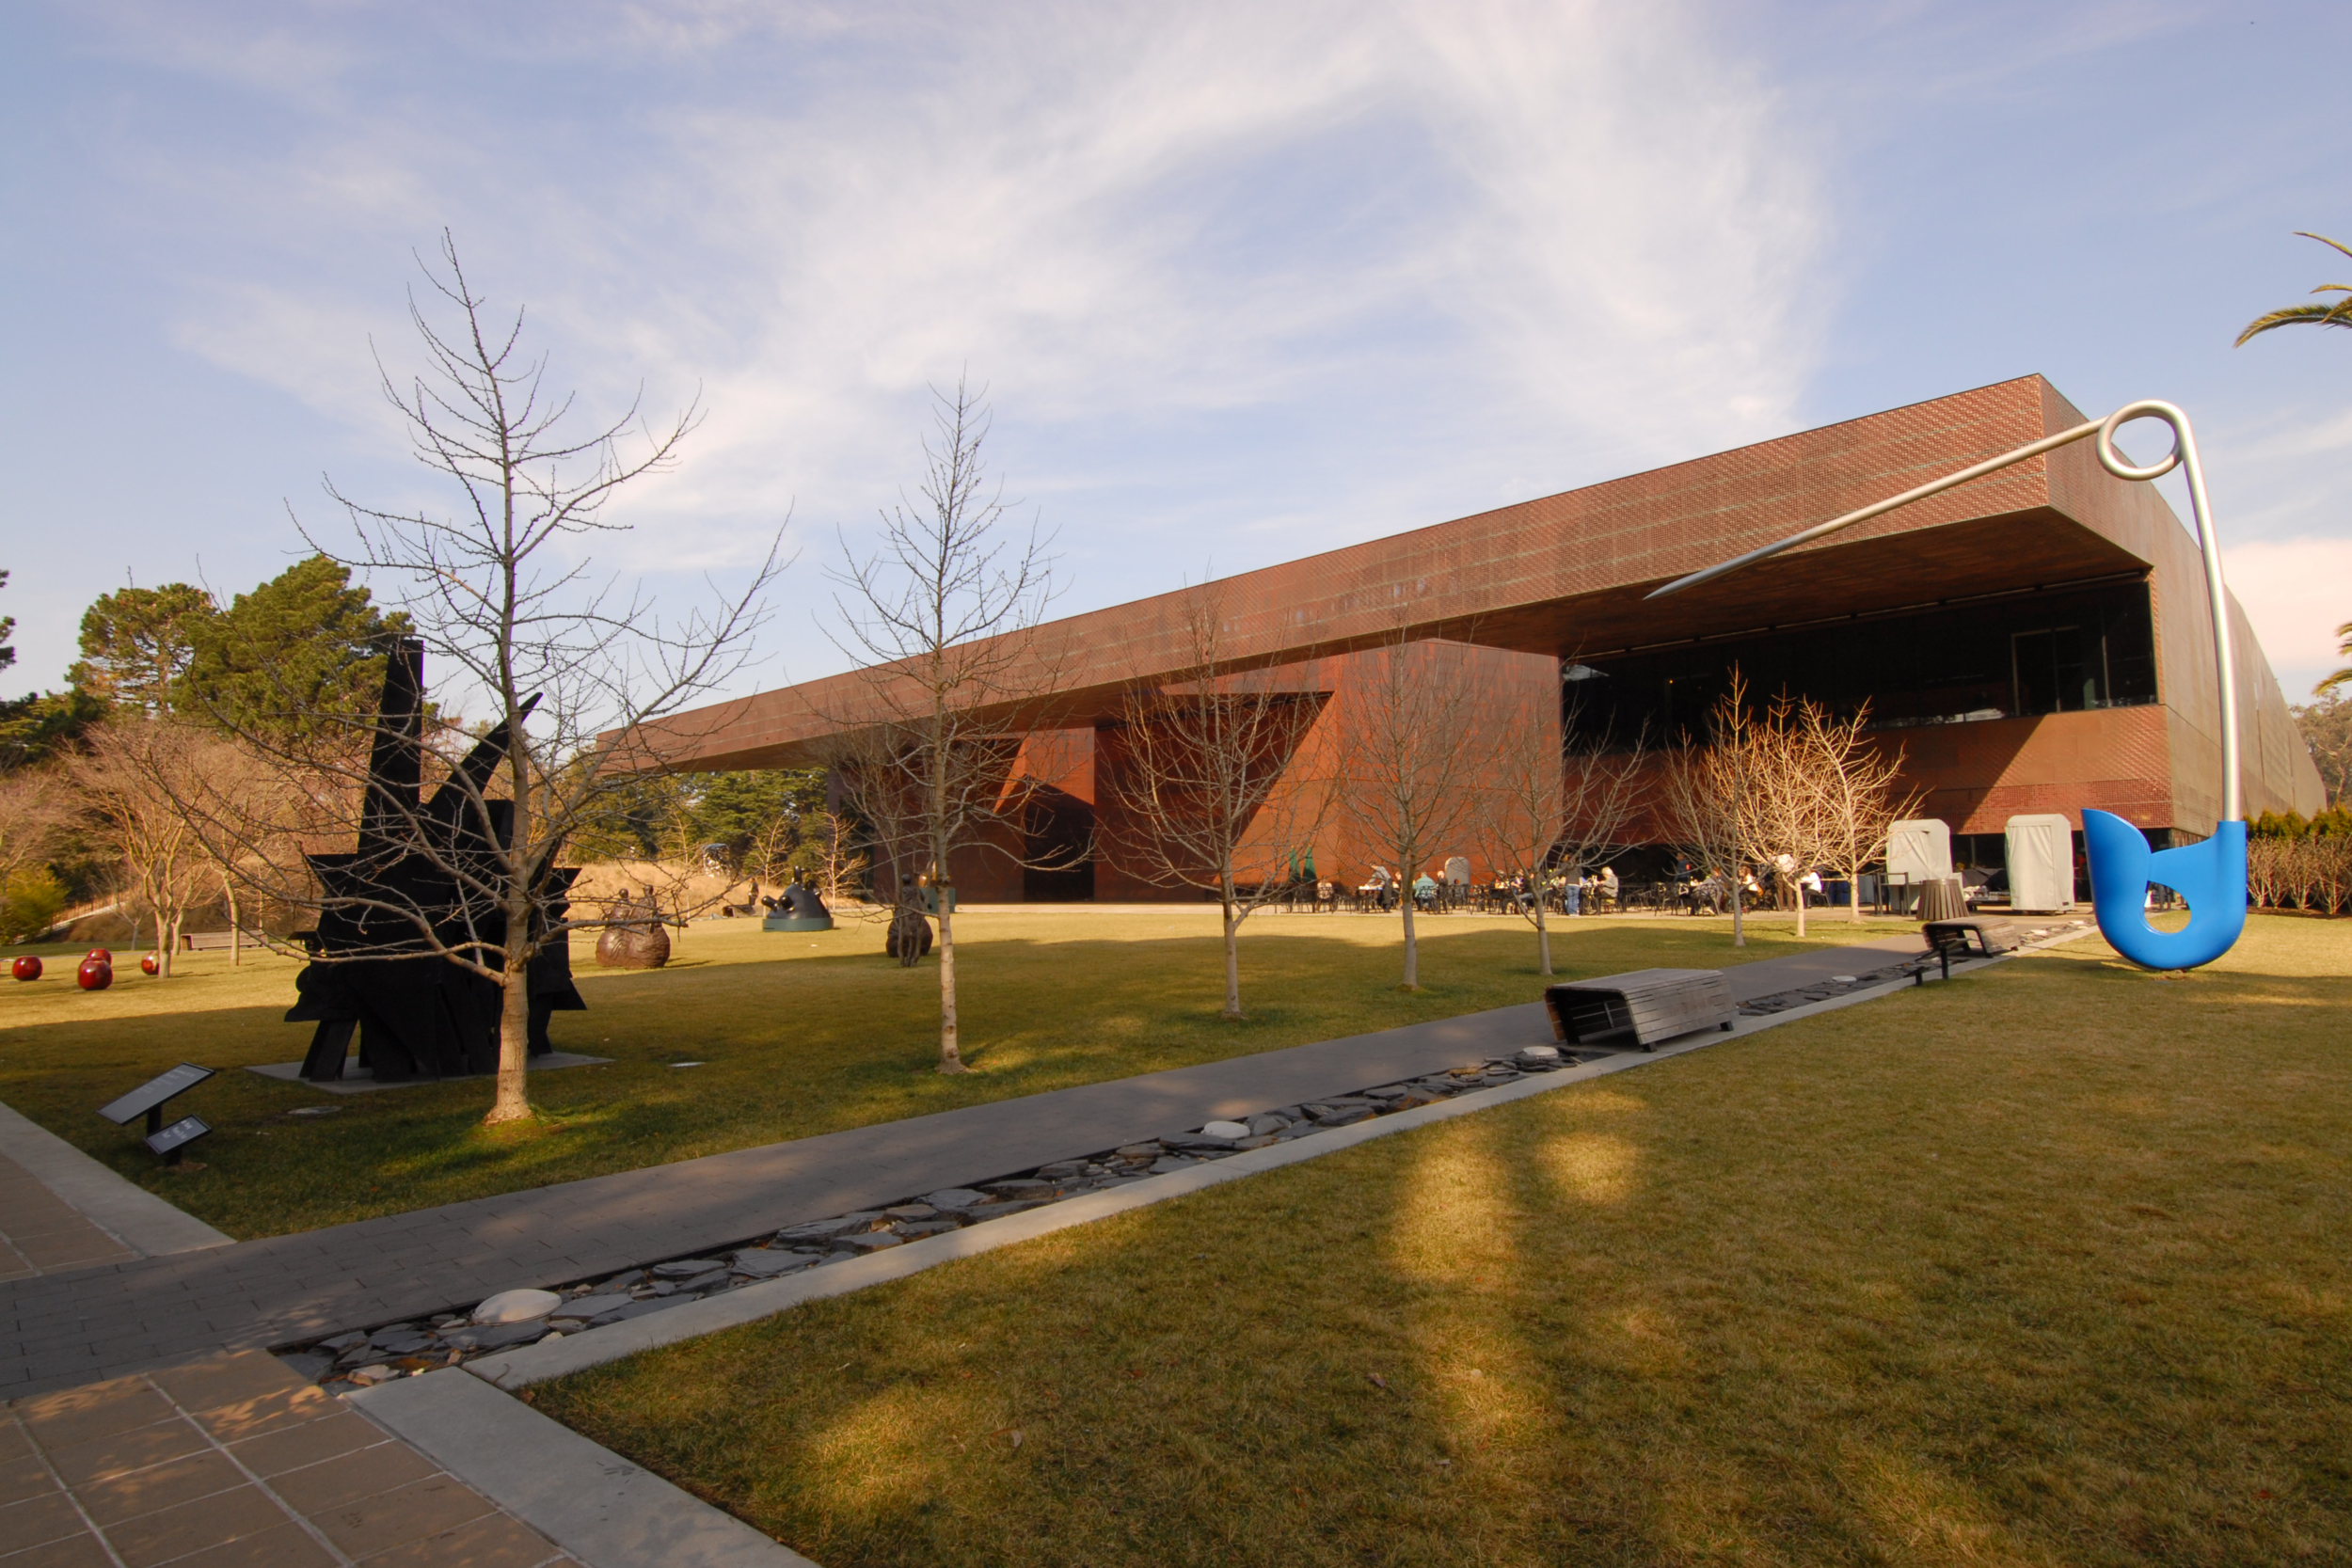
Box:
[3,0,2348,712]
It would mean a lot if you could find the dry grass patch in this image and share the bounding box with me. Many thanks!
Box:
[0,907,1904,1238]
[532,916,2352,1567]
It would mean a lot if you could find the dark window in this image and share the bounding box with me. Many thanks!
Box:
[1565,579,2157,748]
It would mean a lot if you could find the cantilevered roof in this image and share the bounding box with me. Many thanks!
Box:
[635,374,2191,772]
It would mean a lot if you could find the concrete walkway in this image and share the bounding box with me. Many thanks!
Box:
[0,935,1937,1400]
[0,1101,234,1272]
[4,1349,575,1566]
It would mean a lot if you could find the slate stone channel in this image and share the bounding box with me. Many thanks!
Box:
[279,1045,1592,1387]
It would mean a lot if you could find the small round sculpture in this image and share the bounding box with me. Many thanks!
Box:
[593,890,671,970]
[761,879,834,933]
[77,958,113,991]
[10,956,40,982]
[86,947,113,963]
[139,953,162,976]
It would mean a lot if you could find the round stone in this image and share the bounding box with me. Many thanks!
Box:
[472,1288,563,1325]
[1200,1119,1250,1141]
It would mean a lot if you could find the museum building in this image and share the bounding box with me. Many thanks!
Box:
[641,374,2326,900]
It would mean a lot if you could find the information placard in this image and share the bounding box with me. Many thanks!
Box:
[97,1064,215,1127]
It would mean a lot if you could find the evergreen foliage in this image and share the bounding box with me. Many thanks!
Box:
[68,581,215,712]
[2293,692,2351,810]
[182,555,411,740]
[0,688,104,773]
[2249,807,2352,840]
[571,768,828,876]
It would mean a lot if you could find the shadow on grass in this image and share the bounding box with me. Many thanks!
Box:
[533,919,2352,1567]
[2,920,1907,1241]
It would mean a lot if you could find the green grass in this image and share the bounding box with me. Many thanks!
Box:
[0,907,1913,1239]
[529,915,2352,1568]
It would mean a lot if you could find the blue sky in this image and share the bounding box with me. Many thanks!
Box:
[3,0,2347,706]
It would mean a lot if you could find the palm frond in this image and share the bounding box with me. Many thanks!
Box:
[2235,232,2352,345]
[2234,301,2352,345]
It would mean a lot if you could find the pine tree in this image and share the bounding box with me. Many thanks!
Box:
[69,582,215,713]
[183,555,411,741]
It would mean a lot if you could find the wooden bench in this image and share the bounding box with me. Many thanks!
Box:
[1908,918,2026,982]
[178,929,270,953]
[1542,968,1736,1052]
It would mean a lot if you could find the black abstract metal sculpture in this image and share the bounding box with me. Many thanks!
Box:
[286,639,585,1082]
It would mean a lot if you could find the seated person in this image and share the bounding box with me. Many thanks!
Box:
[1412,872,1439,908]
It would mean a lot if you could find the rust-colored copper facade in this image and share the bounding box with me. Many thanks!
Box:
[646,375,2324,897]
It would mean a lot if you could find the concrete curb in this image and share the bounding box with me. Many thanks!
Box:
[0,1100,234,1258]
[349,1366,813,1567]
[467,922,2097,1391]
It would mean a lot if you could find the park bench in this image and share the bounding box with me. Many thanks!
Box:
[177,929,269,953]
[1908,917,2026,982]
[1542,968,1736,1052]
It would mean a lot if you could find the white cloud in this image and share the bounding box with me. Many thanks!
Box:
[118,3,1823,560]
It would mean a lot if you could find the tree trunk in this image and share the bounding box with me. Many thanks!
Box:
[485,908,534,1124]
[1400,895,1420,990]
[936,900,965,1072]
[224,874,245,964]
[1794,879,1808,937]
[1731,879,1745,947]
[165,911,183,975]
[1221,879,1243,1020]
[1534,900,1551,976]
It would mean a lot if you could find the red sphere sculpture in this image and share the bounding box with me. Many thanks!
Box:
[77,958,113,991]
[139,953,161,976]
[86,947,113,964]
[10,956,40,982]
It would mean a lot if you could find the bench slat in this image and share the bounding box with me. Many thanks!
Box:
[1543,968,1735,1050]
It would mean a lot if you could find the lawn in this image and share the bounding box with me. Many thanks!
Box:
[0,906,1914,1239]
[530,915,2352,1568]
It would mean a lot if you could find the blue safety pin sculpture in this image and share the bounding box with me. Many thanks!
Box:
[1646,399,2244,972]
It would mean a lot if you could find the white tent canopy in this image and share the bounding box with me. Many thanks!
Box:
[2005,814,2075,912]
[1886,818,1952,889]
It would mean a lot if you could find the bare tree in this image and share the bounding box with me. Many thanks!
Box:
[1103,588,1333,1018]
[1803,699,1921,925]
[807,809,867,907]
[1662,673,1763,947]
[1476,682,1645,975]
[74,721,209,974]
[1335,633,1491,991]
[186,235,780,1123]
[1665,673,1855,942]
[0,768,71,942]
[826,380,1060,1070]
[1746,697,1836,938]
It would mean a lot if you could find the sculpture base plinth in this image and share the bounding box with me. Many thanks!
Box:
[762,914,834,932]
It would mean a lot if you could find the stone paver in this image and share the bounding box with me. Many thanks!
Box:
[0,937,1934,1399]
[2,1349,575,1567]
[0,1153,137,1284]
